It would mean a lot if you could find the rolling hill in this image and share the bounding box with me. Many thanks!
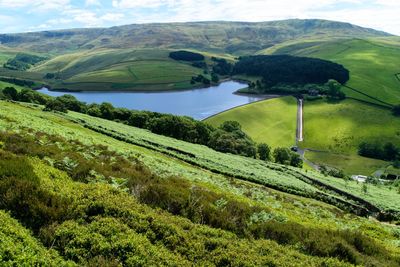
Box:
[0,19,394,91]
[0,20,391,54]
[0,99,399,266]
[208,34,400,175]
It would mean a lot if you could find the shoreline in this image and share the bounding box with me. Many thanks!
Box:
[34,77,243,94]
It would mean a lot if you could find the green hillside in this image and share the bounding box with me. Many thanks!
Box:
[30,48,207,91]
[0,20,390,54]
[0,100,400,265]
[206,96,297,148]
[302,99,400,154]
[262,37,400,105]
[0,20,393,92]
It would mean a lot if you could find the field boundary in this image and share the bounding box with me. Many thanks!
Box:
[343,85,393,108]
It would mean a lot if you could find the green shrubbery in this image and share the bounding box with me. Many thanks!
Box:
[1,129,398,266]
[3,53,47,71]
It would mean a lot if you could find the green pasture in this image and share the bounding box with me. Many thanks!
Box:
[301,99,400,154]
[305,150,389,175]
[206,96,298,148]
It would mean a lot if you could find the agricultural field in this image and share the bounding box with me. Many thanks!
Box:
[206,96,297,148]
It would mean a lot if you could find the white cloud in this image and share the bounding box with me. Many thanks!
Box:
[101,13,125,22]
[85,0,101,6]
[0,0,70,11]
[112,0,173,9]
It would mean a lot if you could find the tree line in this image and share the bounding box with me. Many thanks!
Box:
[358,141,399,162]
[0,86,302,167]
[233,55,349,87]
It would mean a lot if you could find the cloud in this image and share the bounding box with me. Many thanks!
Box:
[112,0,171,9]
[85,0,101,6]
[101,13,125,22]
[0,0,70,11]
[0,0,399,35]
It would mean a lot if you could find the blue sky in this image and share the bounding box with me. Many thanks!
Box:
[0,0,399,35]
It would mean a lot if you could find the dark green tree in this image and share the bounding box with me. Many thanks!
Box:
[211,73,219,83]
[326,79,345,100]
[100,102,114,120]
[383,142,398,161]
[290,153,303,168]
[393,105,400,116]
[2,87,18,100]
[257,143,271,161]
[43,99,68,113]
[273,147,291,165]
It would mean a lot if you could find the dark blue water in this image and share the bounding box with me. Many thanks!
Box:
[37,81,266,120]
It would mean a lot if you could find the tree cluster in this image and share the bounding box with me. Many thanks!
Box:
[358,142,399,161]
[273,147,303,168]
[169,50,205,61]
[4,53,47,71]
[0,86,49,104]
[190,74,211,85]
[233,55,349,89]
[211,57,233,76]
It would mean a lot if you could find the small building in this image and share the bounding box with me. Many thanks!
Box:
[351,175,367,183]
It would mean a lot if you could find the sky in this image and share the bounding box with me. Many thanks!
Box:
[0,0,399,35]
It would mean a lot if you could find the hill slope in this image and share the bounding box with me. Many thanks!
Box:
[0,19,391,54]
[0,100,400,266]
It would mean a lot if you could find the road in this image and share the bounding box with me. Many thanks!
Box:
[295,98,320,170]
[296,99,303,143]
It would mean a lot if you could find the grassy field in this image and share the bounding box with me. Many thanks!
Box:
[263,37,400,105]
[305,150,389,175]
[28,48,206,91]
[206,96,297,148]
[301,99,400,154]
[299,98,400,175]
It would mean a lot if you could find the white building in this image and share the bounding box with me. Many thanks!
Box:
[351,175,367,183]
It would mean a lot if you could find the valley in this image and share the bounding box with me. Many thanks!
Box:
[0,18,400,266]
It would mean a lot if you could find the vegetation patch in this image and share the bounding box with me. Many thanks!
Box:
[4,53,47,71]
[169,50,205,61]
[233,55,349,93]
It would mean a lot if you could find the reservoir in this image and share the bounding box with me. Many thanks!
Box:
[37,81,266,120]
